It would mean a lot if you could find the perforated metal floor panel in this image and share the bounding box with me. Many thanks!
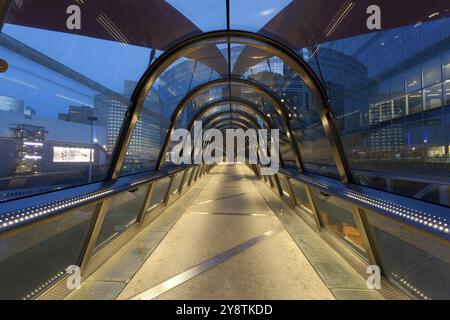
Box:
[331,288,384,300]
[66,281,126,300]
[89,232,166,283]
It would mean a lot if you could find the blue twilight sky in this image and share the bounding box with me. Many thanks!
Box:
[0,0,293,118]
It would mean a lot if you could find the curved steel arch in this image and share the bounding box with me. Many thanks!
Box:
[186,97,273,133]
[188,114,264,166]
[161,96,277,167]
[212,122,262,164]
[192,119,258,164]
[199,111,282,165]
[182,96,286,166]
[111,30,351,183]
[200,109,269,131]
[157,95,272,169]
[192,116,261,147]
[203,122,254,163]
[204,116,261,132]
[154,78,303,170]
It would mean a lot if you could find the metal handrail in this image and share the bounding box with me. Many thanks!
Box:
[277,167,450,242]
[0,165,191,237]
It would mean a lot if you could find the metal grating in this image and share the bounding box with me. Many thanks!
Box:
[90,232,166,283]
[331,288,384,300]
[65,281,126,300]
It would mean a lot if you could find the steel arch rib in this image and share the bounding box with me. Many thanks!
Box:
[182,97,282,164]
[199,109,269,131]
[186,97,273,132]
[191,118,258,164]
[203,116,262,132]
[154,77,303,170]
[110,30,352,183]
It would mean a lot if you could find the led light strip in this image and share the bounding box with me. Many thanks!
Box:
[391,272,429,300]
[296,175,330,189]
[23,271,66,300]
[0,189,114,231]
[344,190,449,235]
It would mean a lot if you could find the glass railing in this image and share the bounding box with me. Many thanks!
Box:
[0,164,211,300]
[254,164,450,300]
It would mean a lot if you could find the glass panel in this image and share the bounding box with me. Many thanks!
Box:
[191,167,199,183]
[0,204,95,300]
[184,168,193,187]
[279,176,291,198]
[423,56,443,88]
[310,189,367,258]
[121,49,226,175]
[265,174,272,187]
[289,179,313,216]
[291,112,339,178]
[171,172,185,195]
[94,186,148,250]
[269,175,277,190]
[0,29,132,201]
[424,84,443,110]
[236,46,336,172]
[445,81,450,105]
[311,17,450,207]
[444,50,450,80]
[408,89,423,114]
[363,208,450,300]
[148,176,172,210]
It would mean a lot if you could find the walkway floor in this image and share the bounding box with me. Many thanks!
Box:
[67,164,383,300]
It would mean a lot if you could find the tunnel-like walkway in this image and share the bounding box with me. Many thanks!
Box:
[66,164,385,300]
[1,0,450,301]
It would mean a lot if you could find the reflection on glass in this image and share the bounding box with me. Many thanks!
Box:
[148,177,172,210]
[94,186,147,250]
[278,176,291,198]
[424,84,443,110]
[0,204,95,299]
[122,50,224,174]
[171,172,185,195]
[289,179,313,216]
[311,189,367,258]
[184,168,193,187]
[363,208,450,300]
[311,18,450,207]
[0,18,178,203]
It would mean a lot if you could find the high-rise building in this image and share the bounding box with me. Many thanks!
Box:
[94,94,128,155]
[11,124,45,175]
[0,96,25,114]
[368,102,405,153]
[58,106,94,125]
[94,82,165,170]
[24,106,36,118]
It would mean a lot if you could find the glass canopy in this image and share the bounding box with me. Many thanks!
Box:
[0,0,449,208]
